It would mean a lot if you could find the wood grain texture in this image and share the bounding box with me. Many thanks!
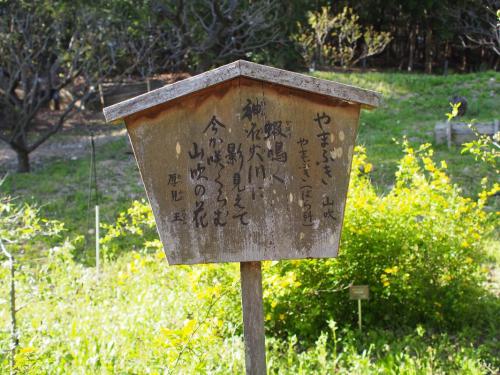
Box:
[125,77,360,265]
[100,80,164,107]
[434,120,499,146]
[104,60,380,122]
[240,261,267,375]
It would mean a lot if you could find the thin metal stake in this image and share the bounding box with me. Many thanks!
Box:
[358,299,362,331]
[1,240,17,375]
[95,204,100,274]
[89,131,100,274]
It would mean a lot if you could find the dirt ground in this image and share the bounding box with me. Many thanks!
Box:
[0,74,196,173]
[0,112,128,173]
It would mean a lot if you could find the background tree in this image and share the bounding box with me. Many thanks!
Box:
[148,0,283,72]
[345,0,498,72]
[455,0,500,57]
[0,0,286,173]
[0,1,143,172]
[296,6,392,70]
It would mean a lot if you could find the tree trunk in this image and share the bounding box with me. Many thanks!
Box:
[408,27,416,72]
[460,51,467,72]
[15,148,30,173]
[425,25,433,74]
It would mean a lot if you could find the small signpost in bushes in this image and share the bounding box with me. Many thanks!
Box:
[104,60,380,374]
[349,285,370,331]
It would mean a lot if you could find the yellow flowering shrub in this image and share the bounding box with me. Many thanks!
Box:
[101,142,496,341]
[264,141,495,340]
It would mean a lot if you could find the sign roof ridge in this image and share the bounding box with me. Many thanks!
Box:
[104,60,381,123]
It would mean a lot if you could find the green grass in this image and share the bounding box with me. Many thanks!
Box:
[312,70,499,195]
[1,250,497,374]
[2,136,144,230]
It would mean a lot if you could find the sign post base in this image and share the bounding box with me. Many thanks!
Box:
[240,261,267,375]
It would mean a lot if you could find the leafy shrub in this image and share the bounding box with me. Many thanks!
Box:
[100,142,496,341]
[100,199,159,259]
[264,142,495,340]
[0,247,244,374]
[0,196,64,254]
[0,195,64,373]
[295,6,392,69]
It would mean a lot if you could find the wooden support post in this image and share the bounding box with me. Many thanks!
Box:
[240,261,267,375]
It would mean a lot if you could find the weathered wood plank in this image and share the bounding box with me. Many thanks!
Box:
[239,61,381,110]
[104,60,380,122]
[434,120,498,146]
[240,261,266,375]
[100,80,164,107]
[125,77,359,265]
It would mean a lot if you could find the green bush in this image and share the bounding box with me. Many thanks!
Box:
[264,142,495,340]
[100,199,159,259]
[100,142,496,341]
[0,195,64,259]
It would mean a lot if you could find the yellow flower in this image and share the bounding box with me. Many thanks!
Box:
[160,327,173,336]
[128,262,137,273]
[180,319,197,337]
[19,347,36,354]
[381,274,390,287]
[384,266,399,274]
[117,271,129,284]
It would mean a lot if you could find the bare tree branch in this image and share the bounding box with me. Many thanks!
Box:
[0,2,155,171]
[453,0,500,56]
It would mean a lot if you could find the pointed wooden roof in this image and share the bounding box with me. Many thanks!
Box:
[103,60,381,123]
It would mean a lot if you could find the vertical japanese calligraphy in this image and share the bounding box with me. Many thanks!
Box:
[125,77,360,264]
[170,103,342,231]
[168,172,186,223]
[313,112,337,223]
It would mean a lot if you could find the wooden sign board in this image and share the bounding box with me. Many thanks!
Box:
[349,285,370,300]
[104,60,380,266]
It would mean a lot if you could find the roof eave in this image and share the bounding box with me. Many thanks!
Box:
[103,60,381,123]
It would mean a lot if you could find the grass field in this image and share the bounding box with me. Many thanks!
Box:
[313,70,499,195]
[1,249,498,374]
